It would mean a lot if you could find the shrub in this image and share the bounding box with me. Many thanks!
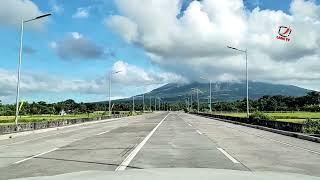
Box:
[302,105,320,112]
[249,111,276,121]
[3,110,14,116]
[303,118,320,134]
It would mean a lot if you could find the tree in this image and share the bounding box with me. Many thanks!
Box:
[79,103,87,113]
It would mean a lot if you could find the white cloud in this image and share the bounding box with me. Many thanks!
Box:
[106,15,139,43]
[0,0,48,29]
[106,0,320,90]
[72,7,90,19]
[0,60,186,103]
[52,4,63,14]
[290,0,320,20]
[48,0,63,14]
[49,41,57,49]
[0,69,106,97]
[71,32,83,39]
[111,61,187,86]
[49,32,105,60]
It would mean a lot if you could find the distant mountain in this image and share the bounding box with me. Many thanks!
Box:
[107,81,310,104]
[129,81,310,103]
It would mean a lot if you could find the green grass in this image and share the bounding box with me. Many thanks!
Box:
[0,112,105,124]
[0,111,137,124]
[216,112,320,124]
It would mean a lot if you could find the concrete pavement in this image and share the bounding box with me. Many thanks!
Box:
[0,112,319,179]
[180,112,320,176]
[129,113,246,170]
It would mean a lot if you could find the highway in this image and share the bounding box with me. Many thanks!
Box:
[0,112,320,179]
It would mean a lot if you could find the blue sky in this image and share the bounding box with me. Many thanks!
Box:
[1,0,154,103]
[1,0,320,103]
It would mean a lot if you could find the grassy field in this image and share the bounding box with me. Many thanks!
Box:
[0,112,105,124]
[215,112,320,124]
[0,111,140,124]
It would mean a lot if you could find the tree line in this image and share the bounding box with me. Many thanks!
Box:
[194,91,320,112]
[0,99,160,116]
[1,91,320,116]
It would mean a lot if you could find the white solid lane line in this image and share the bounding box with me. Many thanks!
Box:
[115,113,170,171]
[14,148,59,164]
[0,117,122,141]
[0,125,94,148]
[217,148,240,164]
[0,133,63,149]
[218,123,320,156]
[96,130,109,136]
[0,121,114,148]
[196,130,203,135]
[188,123,192,127]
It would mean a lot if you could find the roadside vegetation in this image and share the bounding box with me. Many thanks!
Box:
[216,112,320,124]
[1,91,320,126]
[0,99,144,124]
[303,118,320,134]
[193,91,320,124]
[0,113,103,124]
[248,112,276,121]
[205,91,320,112]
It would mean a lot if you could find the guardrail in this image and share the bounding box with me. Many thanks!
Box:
[191,112,304,133]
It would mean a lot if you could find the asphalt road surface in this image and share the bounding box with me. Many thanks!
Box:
[0,112,320,179]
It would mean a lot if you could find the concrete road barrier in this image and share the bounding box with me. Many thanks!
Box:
[191,112,320,143]
[0,114,128,135]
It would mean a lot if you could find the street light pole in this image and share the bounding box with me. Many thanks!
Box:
[227,46,249,118]
[186,97,189,111]
[134,95,145,112]
[14,13,51,128]
[132,95,135,112]
[201,77,212,113]
[190,94,193,112]
[197,90,199,113]
[108,72,111,116]
[14,19,24,128]
[191,88,200,113]
[245,50,249,118]
[149,96,152,111]
[209,80,212,113]
[142,94,145,113]
[108,70,121,116]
